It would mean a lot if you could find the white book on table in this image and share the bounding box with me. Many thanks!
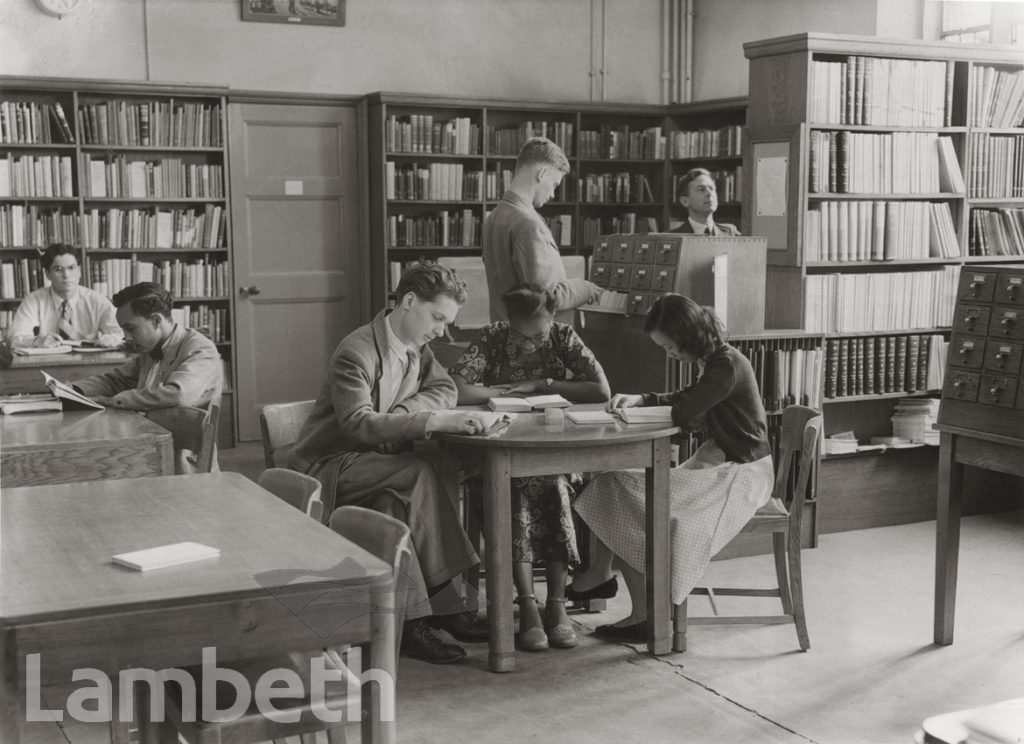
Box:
[113,541,220,571]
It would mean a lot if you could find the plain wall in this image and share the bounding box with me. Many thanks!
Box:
[0,0,665,104]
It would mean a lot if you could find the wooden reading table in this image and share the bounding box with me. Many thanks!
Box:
[2,349,135,395]
[440,405,678,672]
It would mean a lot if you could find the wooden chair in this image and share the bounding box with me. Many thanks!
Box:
[260,399,316,468]
[258,467,324,522]
[673,404,823,653]
[158,506,412,744]
[147,403,220,474]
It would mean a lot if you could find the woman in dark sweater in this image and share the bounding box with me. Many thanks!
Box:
[569,294,774,641]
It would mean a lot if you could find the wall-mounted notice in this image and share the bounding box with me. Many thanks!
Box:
[755,156,788,217]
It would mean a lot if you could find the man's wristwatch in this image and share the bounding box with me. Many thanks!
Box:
[544,377,554,391]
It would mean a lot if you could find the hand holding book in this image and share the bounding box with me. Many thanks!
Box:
[41,371,104,410]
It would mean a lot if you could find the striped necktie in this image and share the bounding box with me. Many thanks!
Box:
[58,300,74,340]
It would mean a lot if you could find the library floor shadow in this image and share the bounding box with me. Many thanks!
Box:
[32,443,1024,744]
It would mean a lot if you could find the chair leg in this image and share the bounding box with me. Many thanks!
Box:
[772,532,793,614]
[464,488,482,592]
[788,540,810,650]
[672,599,687,652]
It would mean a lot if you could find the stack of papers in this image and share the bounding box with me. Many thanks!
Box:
[891,398,940,445]
[824,431,860,456]
[0,394,62,415]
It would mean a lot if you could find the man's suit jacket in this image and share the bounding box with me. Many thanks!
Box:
[669,221,741,236]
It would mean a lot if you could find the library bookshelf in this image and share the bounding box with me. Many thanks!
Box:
[743,33,1024,529]
[365,92,747,312]
[0,77,235,447]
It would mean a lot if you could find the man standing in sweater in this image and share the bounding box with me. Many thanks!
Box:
[482,137,602,324]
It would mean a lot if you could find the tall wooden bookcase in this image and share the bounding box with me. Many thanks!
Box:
[365,92,747,312]
[0,77,235,446]
[742,33,1024,529]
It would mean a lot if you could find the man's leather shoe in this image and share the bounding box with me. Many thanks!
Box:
[400,620,467,664]
[432,610,489,642]
[565,576,619,602]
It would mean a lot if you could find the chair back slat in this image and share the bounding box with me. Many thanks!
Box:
[257,467,323,520]
[147,404,219,474]
[259,400,316,468]
[787,412,823,526]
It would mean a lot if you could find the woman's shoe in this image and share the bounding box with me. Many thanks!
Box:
[515,595,548,652]
[593,620,647,643]
[565,576,619,602]
[544,598,577,649]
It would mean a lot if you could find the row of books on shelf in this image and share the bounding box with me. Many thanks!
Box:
[668,125,743,159]
[0,100,74,144]
[577,127,665,160]
[80,156,225,199]
[0,204,79,249]
[804,200,959,262]
[969,207,1024,256]
[76,100,224,149]
[385,114,481,155]
[172,305,230,344]
[80,205,226,251]
[387,210,480,248]
[808,131,962,194]
[87,258,230,300]
[487,122,575,157]
[968,65,1024,128]
[824,333,947,399]
[810,56,953,127]
[0,154,74,198]
[580,214,660,246]
[802,266,958,333]
[0,258,46,299]
[967,133,1024,199]
[578,172,655,204]
[744,345,824,412]
[385,162,485,201]
[671,167,741,204]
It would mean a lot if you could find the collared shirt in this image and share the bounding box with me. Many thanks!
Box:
[7,285,123,348]
[688,217,716,235]
[382,313,420,413]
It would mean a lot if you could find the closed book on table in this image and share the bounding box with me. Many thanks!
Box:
[112,542,220,572]
[615,406,674,424]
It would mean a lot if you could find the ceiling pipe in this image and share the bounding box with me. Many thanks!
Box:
[683,0,694,102]
[661,0,672,104]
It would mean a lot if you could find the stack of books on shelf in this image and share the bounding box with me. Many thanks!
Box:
[810,56,953,126]
[0,100,74,144]
[824,333,947,398]
[739,344,824,411]
[387,210,480,248]
[969,208,1024,256]
[581,215,659,245]
[82,205,226,250]
[80,156,225,199]
[386,114,479,155]
[0,204,80,248]
[890,397,940,446]
[385,162,483,201]
[0,154,74,197]
[89,257,229,300]
[485,121,573,157]
[578,126,664,160]
[77,100,223,148]
[803,200,960,262]
[803,267,958,333]
[543,214,573,247]
[967,132,1024,198]
[808,131,950,194]
[968,65,1024,128]
[0,258,46,299]
[668,126,743,158]
[578,172,655,204]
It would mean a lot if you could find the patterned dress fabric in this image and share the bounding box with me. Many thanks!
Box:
[451,321,605,564]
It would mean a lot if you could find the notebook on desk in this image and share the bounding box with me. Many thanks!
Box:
[112,541,220,571]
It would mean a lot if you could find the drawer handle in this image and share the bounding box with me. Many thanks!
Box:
[995,350,1010,365]
[989,386,1003,399]
[954,380,966,392]
[963,316,976,327]
[1008,283,1020,300]
[1000,317,1016,333]
[958,347,972,357]
[969,280,985,296]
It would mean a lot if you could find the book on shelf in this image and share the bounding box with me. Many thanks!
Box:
[112,541,220,572]
[488,394,571,412]
[566,410,616,425]
[42,371,104,410]
[936,137,965,193]
[613,406,674,424]
[0,393,62,415]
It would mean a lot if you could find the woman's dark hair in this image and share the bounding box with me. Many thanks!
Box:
[501,282,556,321]
[395,262,467,305]
[112,282,174,320]
[41,243,79,271]
[643,293,724,359]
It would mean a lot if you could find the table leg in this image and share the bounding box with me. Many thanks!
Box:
[1,641,27,744]
[483,449,515,672]
[935,431,964,646]
[645,436,672,656]
[366,603,397,744]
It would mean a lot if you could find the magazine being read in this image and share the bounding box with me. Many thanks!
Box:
[41,371,104,410]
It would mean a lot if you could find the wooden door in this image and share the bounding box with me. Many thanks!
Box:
[229,100,366,441]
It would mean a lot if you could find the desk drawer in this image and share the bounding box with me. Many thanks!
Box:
[655,241,680,266]
[942,370,980,401]
[593,238,613,262]
[988,306,1024,340]
[633,240,655,264]
[979,373,1018,408]
[652,267,676,292]
[984,341,1024,375]
[958,271,996,303]
[630,266,655,291]
[612,239,634,263]
[608,265,631,290]
[627,292,653,316]
[996,273,1024,306]
[591,262,612,288]
[950,334,986,370]
[952,305,991,335]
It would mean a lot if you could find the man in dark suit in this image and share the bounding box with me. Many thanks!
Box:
[669,167,741,236]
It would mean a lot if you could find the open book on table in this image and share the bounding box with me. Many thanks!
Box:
[613,405,674,424]
[488,394,571,412]
[42,371,104,410]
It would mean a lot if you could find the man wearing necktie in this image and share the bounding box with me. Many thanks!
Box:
[7,243,123,349]
[668,167,741,237]
[291,262,492,665]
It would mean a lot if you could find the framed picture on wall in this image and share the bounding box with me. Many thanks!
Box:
[242,0,345,26]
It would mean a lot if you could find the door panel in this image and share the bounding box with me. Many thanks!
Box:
[229,103,363,441]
